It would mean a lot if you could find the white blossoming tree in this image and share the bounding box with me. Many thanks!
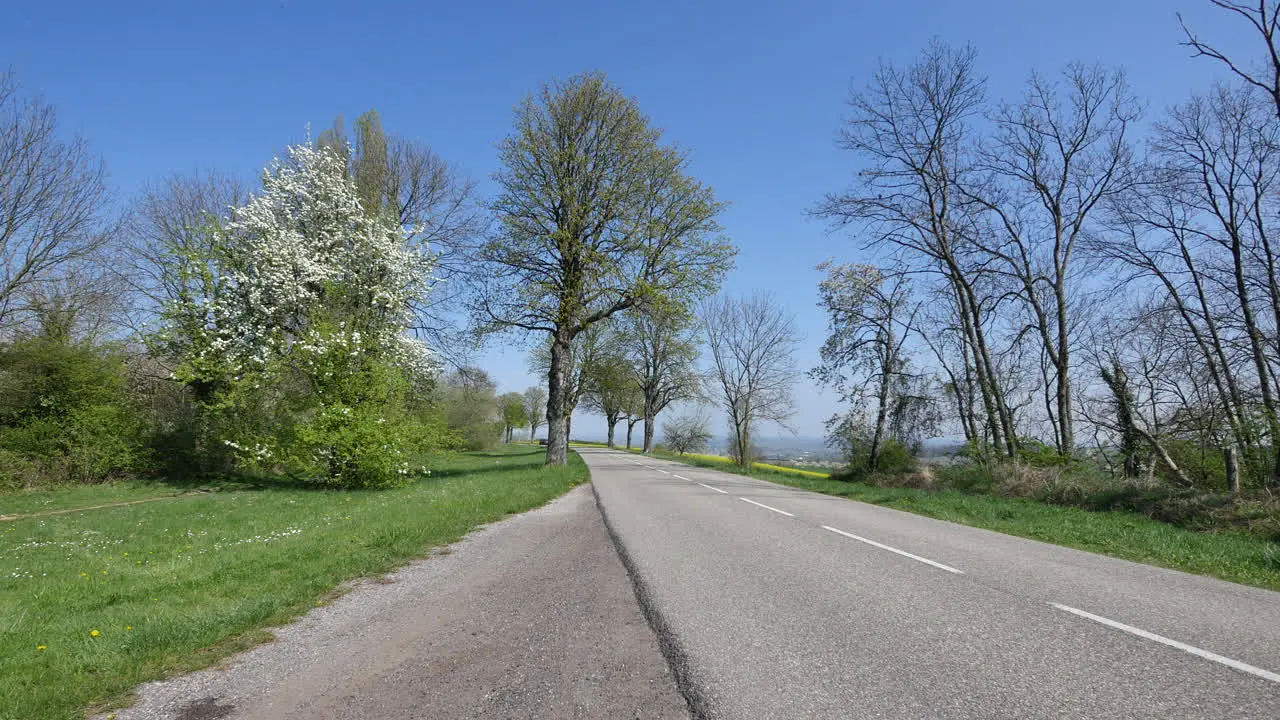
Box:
[158,143,439,487]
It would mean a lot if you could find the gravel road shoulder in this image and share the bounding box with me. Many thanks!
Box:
[100,484,688,720]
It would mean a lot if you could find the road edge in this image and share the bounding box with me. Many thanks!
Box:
[591,479,712,720]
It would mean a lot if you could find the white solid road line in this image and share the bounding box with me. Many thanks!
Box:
[1049,603,1280,685]
[698,482,729,494]
[821,525,963,575]
[672,474,690,481]
[740,497,794,517]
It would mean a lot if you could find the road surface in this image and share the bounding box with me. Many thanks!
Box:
[583,447,1280,719]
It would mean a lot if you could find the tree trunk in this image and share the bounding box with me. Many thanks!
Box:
[1225,445,1241,494]
[643,412,656,453]
[626,419,637,449]
[1135,425,1193,487]
[1230,240,1280,489]
[734,421,752,470]
[606,418,617,448]
[1055,283,1073,456]
[565,414,573,445]
[1102,360,1140,479]
[950,271,1014,457]
[545,335,571,466]
[869,365,892,470]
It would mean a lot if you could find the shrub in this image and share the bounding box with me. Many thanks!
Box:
[0,449,43,490]
[874,439,916,473]
[1015,437,1068,467]
[211,353,433,488]
[0,337,149,486]
[935,463,995,493]
[663,414,713,455]
[63,404,150,481]
[1162,438,1228,489]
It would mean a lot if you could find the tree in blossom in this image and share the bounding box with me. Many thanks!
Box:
[156,142,439,487]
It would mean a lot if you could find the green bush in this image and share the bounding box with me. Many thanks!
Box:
[875,439,916,473]
[0,337,149,486]
[207,347,441,488]
[1162,438,1228,489]
[935,463,995,493]
[0,448,43,490]
[64,403,150,481]
[1015,437,1068,467]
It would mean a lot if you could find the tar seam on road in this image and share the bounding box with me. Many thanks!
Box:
[821,525,964,575]
[592,481,714,720]
[739,497,795,517]
[1049,603,1280,685]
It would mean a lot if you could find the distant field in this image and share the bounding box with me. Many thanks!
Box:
[0,446,585,720]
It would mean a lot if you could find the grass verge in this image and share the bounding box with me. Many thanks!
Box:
[0,445,584,720]
[637,449,1280,592]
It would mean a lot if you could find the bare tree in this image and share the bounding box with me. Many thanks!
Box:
[701,293,800,468]
[1101,83,1280,487]
[815,41,1018,457]
[1181,1,1280,118]
[121,171,245,334]
[476,72,734,465]
[965,64,1139,456]
[662,413,712,455]
[0,71,112,336]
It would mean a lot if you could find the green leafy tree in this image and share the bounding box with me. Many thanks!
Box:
[621,304,704,452]
[500,391,529,443]
[475,72,735,465]
[523,385,547,440]
[583,345,635,447]
[436,367,502,450]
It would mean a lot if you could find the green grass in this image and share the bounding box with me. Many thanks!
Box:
[644,451,1280,592]
[0,483,198,518]
[0,446,585,720]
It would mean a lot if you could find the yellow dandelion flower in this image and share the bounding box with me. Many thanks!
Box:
[89,630,100,638]
[36,645,46,651]
[126,626,133,631]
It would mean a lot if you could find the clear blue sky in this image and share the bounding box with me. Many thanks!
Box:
[1,0,1255,441]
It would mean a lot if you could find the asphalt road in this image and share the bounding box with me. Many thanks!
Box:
[583,447,1280,719]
